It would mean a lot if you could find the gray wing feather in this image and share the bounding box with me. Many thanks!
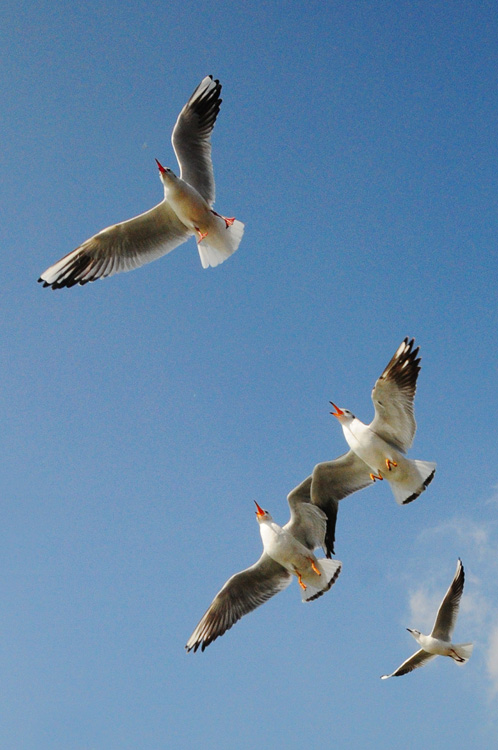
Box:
[171,76,222,205]
[431,559,465,641]
[381,649,437,678]
[38,201,190,289]
[185,554,291,653]
[370,338,421,452]
[288,451,373,557]
[284,496,327,551]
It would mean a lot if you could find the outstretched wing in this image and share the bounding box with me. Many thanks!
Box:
[370,337,421,452]
[38,201,190,289]
[288,451,373,557]
[185,553,291,653]
[172,75,222,205]
[431,559,465,641]
[381,649,437,679]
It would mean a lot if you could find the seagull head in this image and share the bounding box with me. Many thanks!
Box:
[155,159,176,182]
[407,628,422,643]
[254,501,272,523]
[330,403,355,422]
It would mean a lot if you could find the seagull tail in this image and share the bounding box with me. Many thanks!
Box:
[452,643,474,664]
[389,459,437,506]
[197,219,245,269]
[302,558,342,602]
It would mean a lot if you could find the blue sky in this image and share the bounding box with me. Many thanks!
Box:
[1,0,497,747]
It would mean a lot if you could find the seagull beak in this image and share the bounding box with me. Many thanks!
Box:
[406,628,414,634]
[254,501,265,517]
[330,402,344,418]
[155,158,166,173]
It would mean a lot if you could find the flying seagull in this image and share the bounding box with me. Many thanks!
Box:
[330,337,436,507]
[186,499,342,652]
[287,338,435,556]
[39,76,244,289]
[381,559,473,679]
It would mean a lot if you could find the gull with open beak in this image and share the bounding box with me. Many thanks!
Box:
[39,75,244,289]
[286,338,436,556]
[186,499,342,652]
[381,559,473,679]
[329,337,436,507]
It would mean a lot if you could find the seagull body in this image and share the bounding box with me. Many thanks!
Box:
[257,508,340,598]
[287,339,435,556]
[382,559,473,679]
[39,75,244,289]
[330,337,436,507]
[186,500,341,652]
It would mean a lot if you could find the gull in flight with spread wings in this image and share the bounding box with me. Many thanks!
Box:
[287,338,436,556]
[39,76,244,289]
[381,559,473,679]
[186,498,342,652]
[329,337,436,507]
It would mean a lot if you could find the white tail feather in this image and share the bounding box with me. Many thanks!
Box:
[389,459,437,505]
[197,219,245,268]
[452,643,474,664]
[302,558,342,602]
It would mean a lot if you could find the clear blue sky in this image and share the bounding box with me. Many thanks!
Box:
[1,0,497,747]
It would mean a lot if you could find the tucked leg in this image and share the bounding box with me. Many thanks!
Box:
[370,472,384,481]
[386,459,398,471]
[212,210,235,228]
[309,559,321,576]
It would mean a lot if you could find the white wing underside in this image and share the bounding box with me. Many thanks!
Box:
[185,553,291,652]
[430,559,465,640]
[381,649,437,678]
[171,75,221,205]
[370,338,420,452]
[39,201,191,288]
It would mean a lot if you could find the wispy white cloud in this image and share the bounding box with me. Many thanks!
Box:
[486,625,498,696]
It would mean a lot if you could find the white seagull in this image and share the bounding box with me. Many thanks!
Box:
[39,76,244,289]
[186,499,342,652]
[381,559,473,679]
[329,337,436,507]
[287,338,435,556]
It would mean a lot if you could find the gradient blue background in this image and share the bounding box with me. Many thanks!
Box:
[2,1,497,747]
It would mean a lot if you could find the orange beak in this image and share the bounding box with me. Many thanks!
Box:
[330,402,344,418]
[155,158,166,173]
[254,501,265,517]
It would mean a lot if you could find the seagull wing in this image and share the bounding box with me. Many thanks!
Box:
[431,559,465,641]
[288,451,373,557]
[370,337,421,452]
[38,201,190,289]
[381,649,437,678]
[171,76,222,205]
[284,493,327,552]
[185,553,292,652]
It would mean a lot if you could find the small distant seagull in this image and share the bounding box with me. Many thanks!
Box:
[39,76,244,289]
[381,559,473,679]
[287,338,435,556]
[330,337,436,507]
[186,499,342,652]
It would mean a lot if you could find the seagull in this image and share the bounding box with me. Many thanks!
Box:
[185,499,342,652]
[38,76,244,289]
[330,337,436,507]
[287,338,435,556]
[381,559,473,679]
